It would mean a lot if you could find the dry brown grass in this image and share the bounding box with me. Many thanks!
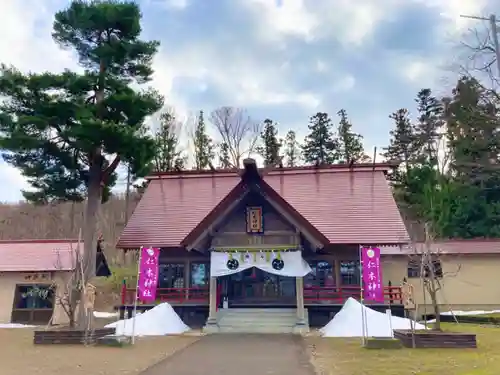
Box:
[307,323,500,375]
[0,328,198,375]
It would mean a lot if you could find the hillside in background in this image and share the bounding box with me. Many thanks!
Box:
[0,195,140,265]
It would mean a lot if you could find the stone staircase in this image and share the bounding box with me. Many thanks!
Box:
[214,308,309,334]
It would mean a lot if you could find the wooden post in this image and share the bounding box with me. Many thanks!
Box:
[295,276,305,324]
[207,277,218,324]
[334,259,342,291]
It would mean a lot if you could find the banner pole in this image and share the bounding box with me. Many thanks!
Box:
[131,246,143,345]
[359,245,367,345]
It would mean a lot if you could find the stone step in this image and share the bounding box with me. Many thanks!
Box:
[209,308,310,334]
[218,320,297,327]
[218,308,298,313]
[218,325,296,334]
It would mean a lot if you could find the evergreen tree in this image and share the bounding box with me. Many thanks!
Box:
[153,112,184,172]
[193,110,214,170]
[336,109,366,163]
[302,112,338,165]
[219,142,231,169]
[446,77,500,186]
[0,0,163,307]
[257,118,282,167]
[414,89,443,166]
[383,109,419,177]
[283,130,301,167]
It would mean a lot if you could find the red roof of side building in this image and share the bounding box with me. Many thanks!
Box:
[380,239,500,255]
[117,163,410,248]
[0,239,83,272]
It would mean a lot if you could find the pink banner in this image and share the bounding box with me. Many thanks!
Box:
[138,247,160,303]
[361,247,384,302]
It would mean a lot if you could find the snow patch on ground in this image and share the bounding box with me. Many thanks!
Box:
[425,309,500,323]
[320,297,426,338]
[93,311,119,319]
[0,323,36,328]
[441,309,500,316]
[105,302,190,336]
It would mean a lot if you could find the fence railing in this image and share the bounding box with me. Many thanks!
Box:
[121,285,209,305]
[303,285,402,304]
[120,284,402,305]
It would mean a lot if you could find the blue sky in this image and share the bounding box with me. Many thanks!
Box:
[0,0,497,202]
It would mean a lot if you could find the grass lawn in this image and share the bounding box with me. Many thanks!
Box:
[0,328,198,375]
[307,323,500,375]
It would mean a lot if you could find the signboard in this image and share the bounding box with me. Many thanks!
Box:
[361,247,384,302]
[137,247,160,303]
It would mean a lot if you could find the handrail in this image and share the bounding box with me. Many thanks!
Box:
[303,285,402,304]
[121,285,209,305]
[120,283,403,305]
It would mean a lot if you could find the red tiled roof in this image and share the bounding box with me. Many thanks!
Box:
[381,239,500,255]
[0,239,82,272]
[118,173,240,248]
[117,164,409,248]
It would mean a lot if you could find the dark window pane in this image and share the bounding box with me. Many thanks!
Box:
[190,263,209,287]
[158,263,185,288]
[305,261,334,287]
[340,261,361,285]
[15,285,54,309]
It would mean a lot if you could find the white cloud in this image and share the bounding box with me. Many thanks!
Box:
[332,75,356,92]
[0,0,496,203]
[0,161,29,203]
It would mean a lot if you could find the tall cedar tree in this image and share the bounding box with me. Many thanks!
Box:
[257,119,282,167]
[302,112,338,165]
[0,0,163,306]
[444,76,500,237]
[153,112,184,172]
[193,110,214,170]
[414,89,443,166]
[283,130,301,167]
[336,109,366,163]
[383,109,419,182]
[219,142,231,168]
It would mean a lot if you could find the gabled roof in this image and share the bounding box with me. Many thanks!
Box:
[0,239,111,275]
[117,163,409,248]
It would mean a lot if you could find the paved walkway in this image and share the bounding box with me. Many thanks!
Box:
[141,334,316,375]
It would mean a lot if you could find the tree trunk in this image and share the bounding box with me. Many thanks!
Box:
[76,161,102,329]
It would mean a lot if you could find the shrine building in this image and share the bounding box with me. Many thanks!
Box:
[117,158,409,331]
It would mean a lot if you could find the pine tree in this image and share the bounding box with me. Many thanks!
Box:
[414,89,443,166]
[193,110,214,170]
[219,142,231,168]
[283,130,301,167]
[153,112,184,172]
[336,109,366,163]
[0,0,163,326]
[302,112,338,165]
[257,118,282,167]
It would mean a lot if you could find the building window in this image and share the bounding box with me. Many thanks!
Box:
[190,262,209,287]
[407,258,443,278]
[304,261,334,287]
[158,263,185,288]
[11,284,55,324]
[340,261,361,285]
[407,260,420,278]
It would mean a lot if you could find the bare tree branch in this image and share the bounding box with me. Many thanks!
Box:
[209,107,261,168]
[405,223,461,331]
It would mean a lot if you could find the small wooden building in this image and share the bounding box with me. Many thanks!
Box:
[0,239,110,325]
[117,159,409,328]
